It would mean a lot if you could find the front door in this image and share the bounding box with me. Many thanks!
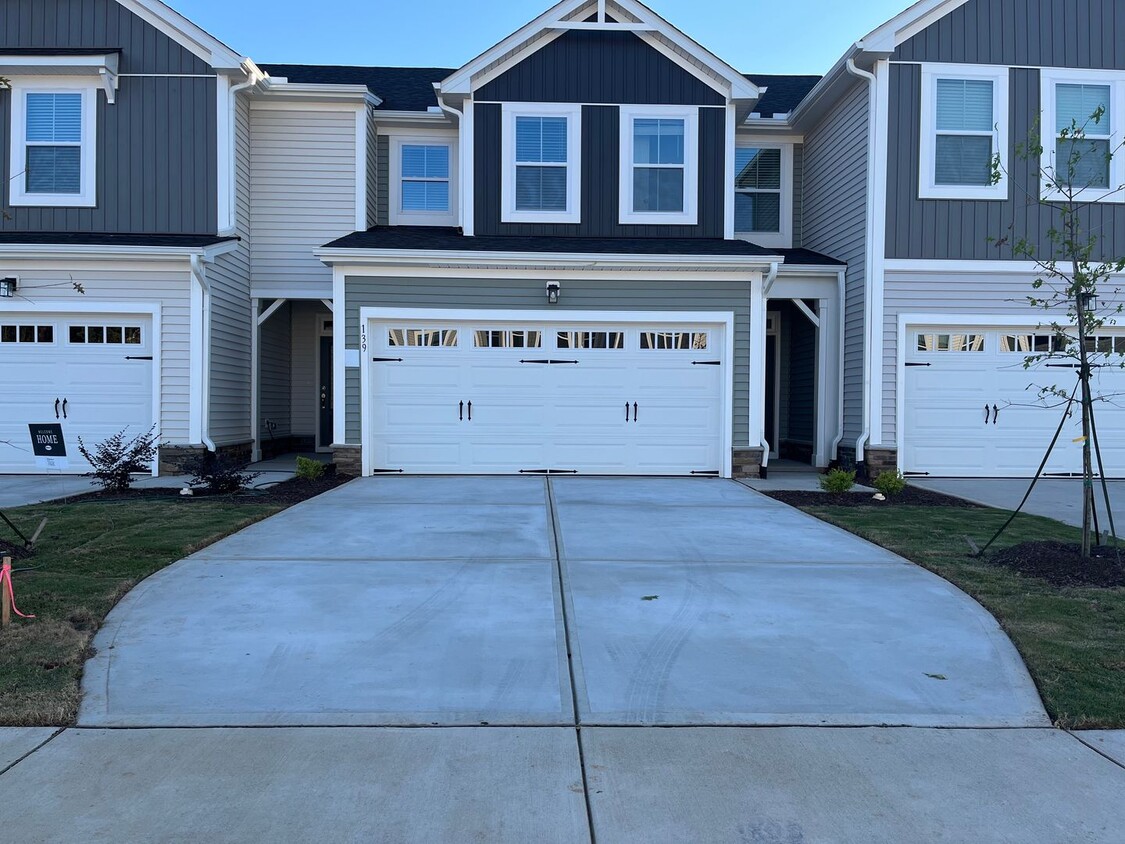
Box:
[318,334,333,450]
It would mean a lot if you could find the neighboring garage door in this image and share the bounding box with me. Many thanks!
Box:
[367,316,729,475]
[0,314,155,474]
[903,325,1125,477]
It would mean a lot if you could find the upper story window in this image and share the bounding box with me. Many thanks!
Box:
[8,80,98,207]
[733,143,792,247]
[619,106,698,225]
[501,104,581,224]
[389,135,457,226]
[1040,69,1125,203]
[918,65,1008,201]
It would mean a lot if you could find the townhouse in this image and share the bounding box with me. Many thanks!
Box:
[1,0,1122,480]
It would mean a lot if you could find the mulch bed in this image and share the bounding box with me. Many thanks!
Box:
[763,486,983,509]
[0,537,33,561]
[989,540,1125,588]
[16,473,355,508]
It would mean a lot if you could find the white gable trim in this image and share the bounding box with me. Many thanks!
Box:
[860,0,973,54]
[439,0,758,101]
[115,0,245,70]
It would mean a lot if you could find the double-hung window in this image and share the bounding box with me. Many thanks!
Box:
[733,144,792,246]
[8,80,97,207]
[389,136,457,226]
[501,104,581,224]
[1040,69,1125,202]
[619,106,698,225]
[919,65,1008,200]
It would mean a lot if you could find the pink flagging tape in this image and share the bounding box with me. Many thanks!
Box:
[1,562,35,619]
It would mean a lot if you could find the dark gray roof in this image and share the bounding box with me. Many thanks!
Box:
[258,64,453,111]
[743,74,822,116]
[322,227,844,265]
[0,233,238,248]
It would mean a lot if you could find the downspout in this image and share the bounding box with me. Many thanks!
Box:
[220,68,262,235]
[435,91,465,231]
[845,57,876,466]
[760,261,779,471]
[190,255,216,452]
[830,268,846,459]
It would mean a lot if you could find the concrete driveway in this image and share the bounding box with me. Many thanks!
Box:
[7,477,1125,843]
[79,476,1045,728]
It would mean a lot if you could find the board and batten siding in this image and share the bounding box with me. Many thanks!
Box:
[474,103,726,238]
[206,95,252,446]
[366,112,379,229]
[248,105,360,296]
[791,144,804,248]
[475,29,725,106]
[878,269,1118,441]
[375,135,389,227]
[341,276,752,447]
[894,0,1125,69]
[0,264,193,443]
[886,64,1125,261]
[798,80,868,446]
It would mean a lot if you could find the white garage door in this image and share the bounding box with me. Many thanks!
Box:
[903,325,1125,477]
[367,316,729,475]
[0,313,155,474]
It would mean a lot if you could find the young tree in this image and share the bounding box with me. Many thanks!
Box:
[992,105,1125,559]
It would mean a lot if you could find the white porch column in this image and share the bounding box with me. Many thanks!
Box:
[749,273,768,456]
[250,297,261,462]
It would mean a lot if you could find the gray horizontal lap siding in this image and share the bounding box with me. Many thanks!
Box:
[893,0,1125,68]
[474,103,725,238]
[476,29,724,105]
[0,0,217,234]
[342,277,751,448]
[886,65,1125,260]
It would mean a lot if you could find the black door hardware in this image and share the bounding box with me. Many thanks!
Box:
[519,359,579,365]
[54,398,60,420]
[984,403,990,424]
[62,399,68,420]
[690,470,721,476]
[370,468,405,473]
[625,402,630,421]
[633,402,638,422]
[467,401,472,421]
[691,360,721,366]
[459,400,464,421]
[992,404,999,424]
[905,362,932,367]
[371,357,404,362]
[124,355,153,360]
[519,468,578,474]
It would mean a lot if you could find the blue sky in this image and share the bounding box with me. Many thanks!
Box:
[175,0,909,75]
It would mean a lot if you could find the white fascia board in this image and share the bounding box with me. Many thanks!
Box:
[0,243,235,261]
[315,248,783,269]
[256,80,382,106]
[115,0,246,70]
[859,0,971,54]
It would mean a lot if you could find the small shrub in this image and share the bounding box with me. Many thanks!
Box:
[78,426,160,493]
[873,469,907,498]
[819,468,857,494]
[295,455,326,481]
[179,452,259,494]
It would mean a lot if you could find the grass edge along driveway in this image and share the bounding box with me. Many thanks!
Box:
[799,502,1125,730]
[0,496,284,726]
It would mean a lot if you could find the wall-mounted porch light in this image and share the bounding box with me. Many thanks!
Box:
[0,278,17,298]
[546,281,561,305]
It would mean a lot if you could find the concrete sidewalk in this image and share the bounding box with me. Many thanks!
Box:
[913,476,1125,530]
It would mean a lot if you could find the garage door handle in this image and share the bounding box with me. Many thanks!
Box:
[992,404,999,425]
[62,399,68,420]
[625,402,630,422]
[54,398,60,420]
[983,404,990,424]
[467,401,472,422]
[633,402,638,423]
[459,400,464,421]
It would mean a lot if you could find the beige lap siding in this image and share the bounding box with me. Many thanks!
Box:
[0,264,192,444]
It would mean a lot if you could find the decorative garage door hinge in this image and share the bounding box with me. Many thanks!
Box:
[904,362,931,367]
[691,360,721,366]
[519,468,579,474]
[903,471,930,476]
[371,357,404,362]
[370,468,405,473]
[690,470,721,475]
[124,355,153,360]
[518,359,579,365]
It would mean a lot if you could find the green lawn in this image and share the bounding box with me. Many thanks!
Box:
[0,498,283,726]
[801,503,1125,729]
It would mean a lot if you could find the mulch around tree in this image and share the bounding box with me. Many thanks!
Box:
[989,540,1125,588]
[763,486,984,509]
[0,537,33,561]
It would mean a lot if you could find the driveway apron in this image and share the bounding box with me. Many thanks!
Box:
[79,475,1046,728]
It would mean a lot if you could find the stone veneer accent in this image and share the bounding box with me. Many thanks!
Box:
[731,447,763,478]
[157,441,253,475]
[332,445,362,476]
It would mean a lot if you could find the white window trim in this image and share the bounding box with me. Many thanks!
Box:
[388,135,459,227]
[619,105,699,225]
[7,77,98,208]
[500,103,582,224]
[918,63,1009,201]
[733,142,793,248]
[1039,67,1125,204]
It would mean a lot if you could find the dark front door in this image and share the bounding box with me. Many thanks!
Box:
[319,335,333,448]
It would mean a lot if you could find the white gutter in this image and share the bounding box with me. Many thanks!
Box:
[831,267,846,460]
[0,241,238,261]
[218,64,265,235]
[316,247,784,269]
[759,262,779,470]
[762,260,779,295]
[845,57,876,465]
[190,255,216,452]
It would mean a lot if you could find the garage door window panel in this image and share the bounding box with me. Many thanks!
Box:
[474,330,542,348]
[1,324,54,344]
[1001,333,1055,354]
[69,325,142,345]
[916,332,985,352]
[557,331,625,349]
[388,328,459,347]
[640,331,708,350]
